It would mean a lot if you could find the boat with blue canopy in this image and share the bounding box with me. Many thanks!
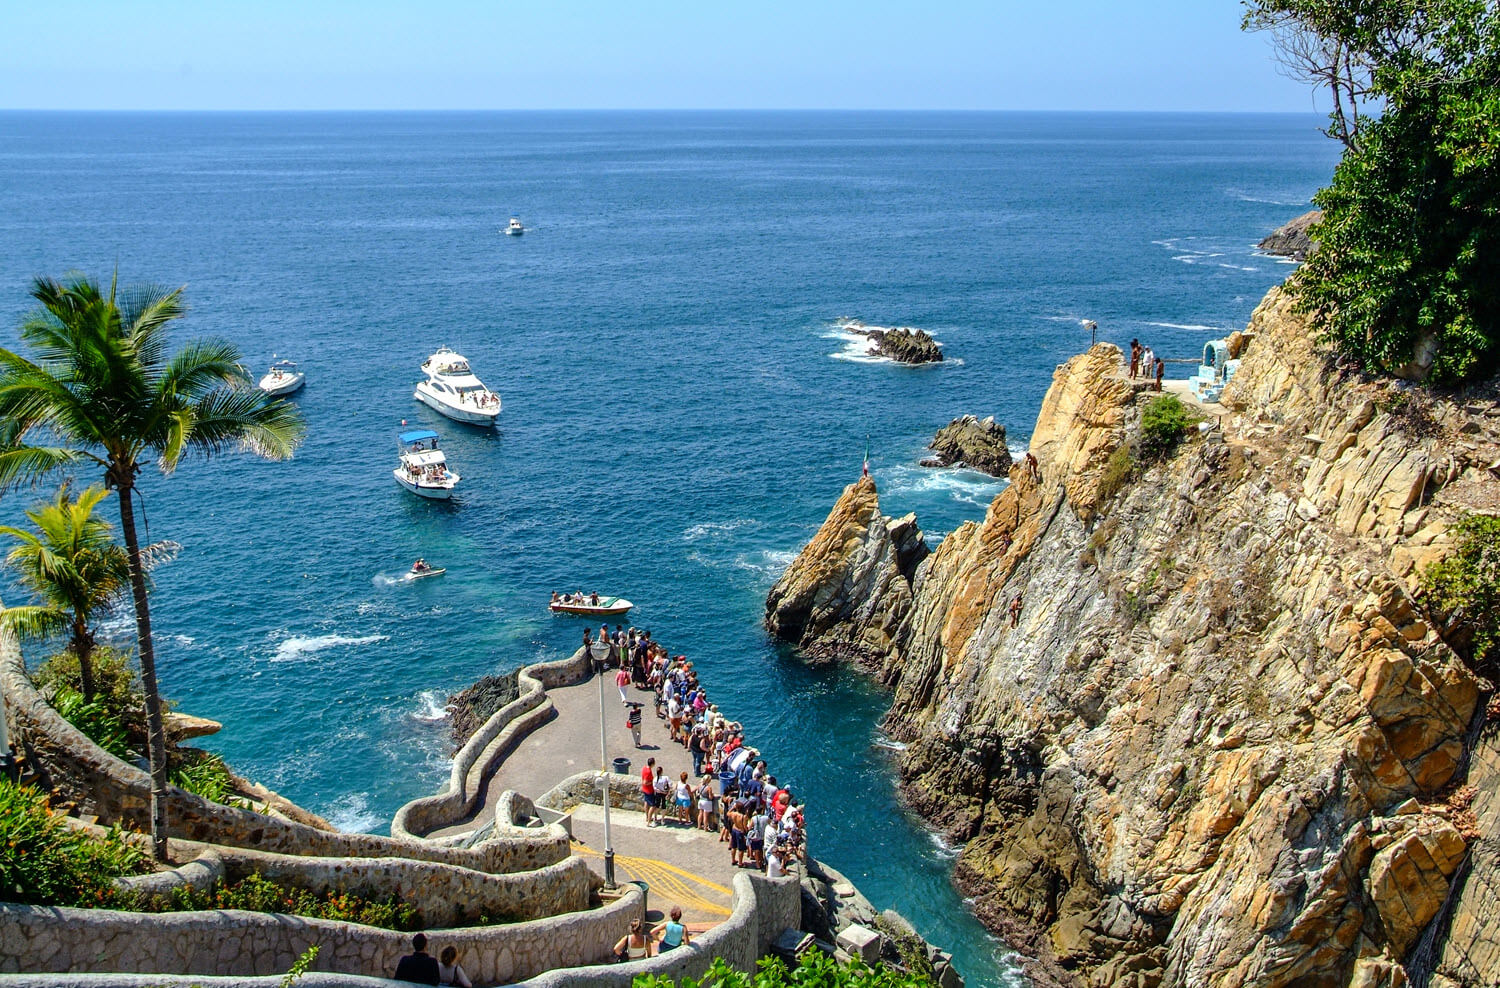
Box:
[395,429,460,500]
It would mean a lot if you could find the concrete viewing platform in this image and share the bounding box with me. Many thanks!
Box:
[432,669,747,925]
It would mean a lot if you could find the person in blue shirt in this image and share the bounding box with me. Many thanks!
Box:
[654,905,691,952]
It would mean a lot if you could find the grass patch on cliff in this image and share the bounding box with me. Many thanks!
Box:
[1421,513,1500,674]
[1097,446,1135,504]
[0,777,148,907]
[636,953,937,988]
[143,873,422,931]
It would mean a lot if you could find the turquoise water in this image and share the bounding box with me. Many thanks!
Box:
[0,111,1340,986]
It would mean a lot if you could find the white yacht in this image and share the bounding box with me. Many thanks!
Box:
[505,217,525,236]
[394,430,460,500]
[414,347,501,425]
[257,358,305,396]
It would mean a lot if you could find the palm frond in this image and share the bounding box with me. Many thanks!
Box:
[170,384,305,466]
[0,444,92,490]
[0,604,69,642]
[156,337,249,398]
[120,284,186,374]
[138,539,181,573]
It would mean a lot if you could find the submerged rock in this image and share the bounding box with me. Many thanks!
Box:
[921,415,1012,476]
[1258,209,1322,260]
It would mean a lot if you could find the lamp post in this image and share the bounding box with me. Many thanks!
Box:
[591,637,617,889]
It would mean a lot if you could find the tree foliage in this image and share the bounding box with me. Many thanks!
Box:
[0,483,130,703]
[1421,513,1500,672]
[1139,395,1194,461]
[0,273,304,860]
[1244,0,1500,385]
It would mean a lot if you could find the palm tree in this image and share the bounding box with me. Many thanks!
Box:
[0,273,304,860]
[0,483,131,703]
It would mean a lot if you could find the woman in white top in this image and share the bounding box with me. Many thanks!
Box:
[614,918,654,961]
[437,946,472,988]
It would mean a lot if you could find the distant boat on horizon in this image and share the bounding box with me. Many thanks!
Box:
[505,217,525,236]
[258,358,305,396]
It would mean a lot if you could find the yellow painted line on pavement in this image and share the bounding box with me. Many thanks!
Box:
[573,844,733,917]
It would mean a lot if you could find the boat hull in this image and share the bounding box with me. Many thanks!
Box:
[549,599,634,617]
[394,470,457,500]
[259,374,305,396]
[405,568,446,581]
[414,387,500,425]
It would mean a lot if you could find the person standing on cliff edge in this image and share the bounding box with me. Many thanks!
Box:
[1155,357,1165,392]
[1129,339,1141,378]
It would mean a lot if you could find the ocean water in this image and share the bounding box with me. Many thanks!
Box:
[0,111,1340,986]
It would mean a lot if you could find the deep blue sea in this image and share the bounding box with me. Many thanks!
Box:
[0,111,1340,986]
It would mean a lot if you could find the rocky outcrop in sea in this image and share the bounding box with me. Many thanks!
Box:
[1258,209,1322,260]
[768,285,1500,988]
[448,672,520,749]
[921,415,1012,476]
[851,326,945,364]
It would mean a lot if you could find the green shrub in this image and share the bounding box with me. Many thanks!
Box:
[0,777,147,907]
[171,751,247,808]
[50,687,133,761]
[1097,445,1135,502]
[635,953,937,988]
[1139,396,1194,461]
[35,646,150,751]
[147,873,421,931]
[1422,514,1500,671]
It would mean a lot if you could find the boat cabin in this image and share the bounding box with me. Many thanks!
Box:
[399,429,446,465]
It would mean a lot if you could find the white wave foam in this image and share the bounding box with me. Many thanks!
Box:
[873,735,907,752]
[272,633,388,662]
[732,548,798,578]
[371,574,402,588]
[683,519,754,542]
[928,829,961,860]
[884,464,1008,508]
[410,689,450,724]
[324,793,382,834]
[1144,321,1224,333]
[172,635,197,647]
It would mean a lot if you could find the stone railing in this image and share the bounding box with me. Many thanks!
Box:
[0,634,560,876]
[536,770,648,815]
[0,884,644,987]
[391,649,592,841]
[517,872,803,988]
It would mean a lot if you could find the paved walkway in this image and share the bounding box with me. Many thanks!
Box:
[433,668,748,925]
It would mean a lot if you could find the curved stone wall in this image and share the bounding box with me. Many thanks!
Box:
[516,872,803,988]
[391,649,592,840]
[0,635,564,876]
[0,885,643,987]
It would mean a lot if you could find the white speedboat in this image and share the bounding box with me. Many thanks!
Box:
[414,347,501,426]
[394,430,460,500]
[258,358,305,396]
[505,217,525,236]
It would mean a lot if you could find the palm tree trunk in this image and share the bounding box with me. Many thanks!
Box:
[72,620,96,705]
[114,475,169,862]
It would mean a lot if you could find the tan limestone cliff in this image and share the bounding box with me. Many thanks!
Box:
[768,286,1499,988]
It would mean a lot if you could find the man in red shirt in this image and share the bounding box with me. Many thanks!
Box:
[641,757,657,826]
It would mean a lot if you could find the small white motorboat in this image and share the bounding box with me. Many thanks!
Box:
[505,217,525,236]
[394,430,460,500]
[548,594,634,617]
[258,358,305,396]
[414,347,501,426]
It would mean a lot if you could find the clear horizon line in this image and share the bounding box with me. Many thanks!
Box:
[0,106,1325,115]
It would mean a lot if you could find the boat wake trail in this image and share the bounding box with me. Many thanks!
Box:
[273,633,389,662]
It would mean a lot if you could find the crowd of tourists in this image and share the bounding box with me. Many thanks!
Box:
[582,624,808,886]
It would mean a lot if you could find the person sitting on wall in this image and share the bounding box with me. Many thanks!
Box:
[393,932,439,985]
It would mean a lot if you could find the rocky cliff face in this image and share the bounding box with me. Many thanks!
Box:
[1259,210,1323,260]
[768,287,1499,988]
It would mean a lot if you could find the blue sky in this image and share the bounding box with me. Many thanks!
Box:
[0,1,1315,111]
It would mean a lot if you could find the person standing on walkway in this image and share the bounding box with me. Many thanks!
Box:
[615,664,631,704]
[654,906,691,952]
[641,758,657,826]
[614,919,653,961]
[675,771,694,825]
[393,933,439,985]
[1129,339,1141,378]
[627,703,643,749]
[1154,356,1165,392]
[652,766,672,826]
[437,946,472,988]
